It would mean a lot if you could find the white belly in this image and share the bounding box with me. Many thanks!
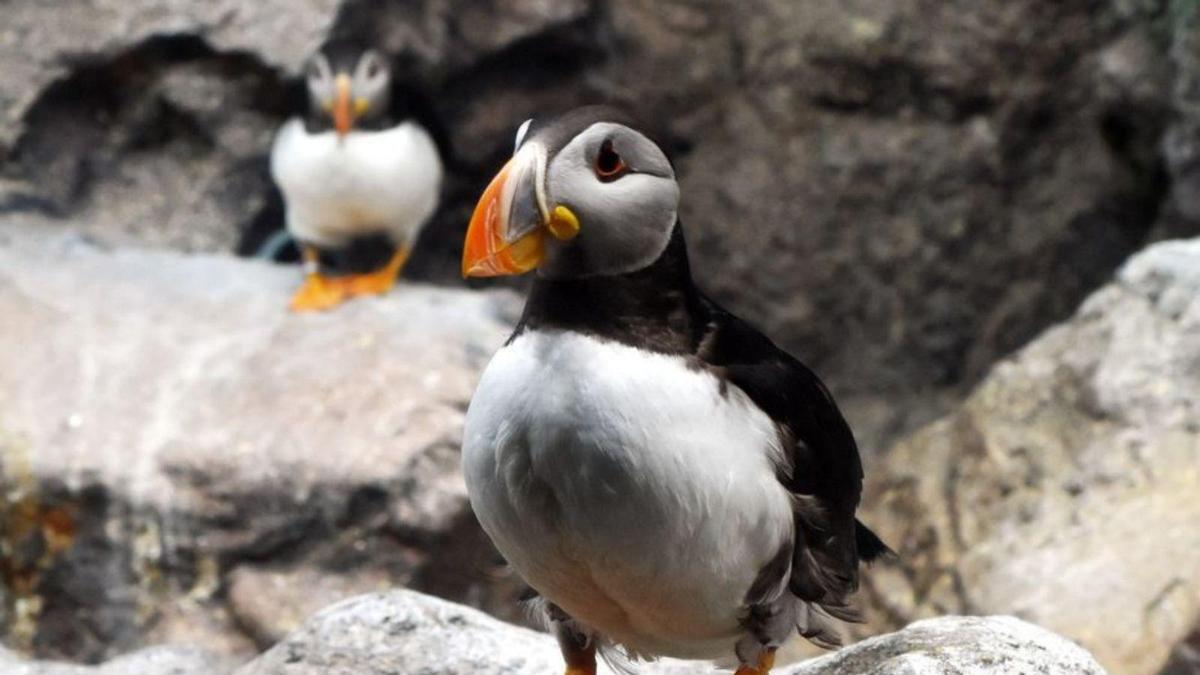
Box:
[270,118,443,247]
[462,330,794,660]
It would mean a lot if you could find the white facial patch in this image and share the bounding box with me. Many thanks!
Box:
[352,50,390,107]
[307,54,335,104]
[541,123,680,277]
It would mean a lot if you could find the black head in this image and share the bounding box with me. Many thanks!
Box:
[304,40,391,136]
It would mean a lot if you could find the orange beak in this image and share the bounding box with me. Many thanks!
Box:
[462,143,582,278]
[461,158,546,277]
[332,74,352,137]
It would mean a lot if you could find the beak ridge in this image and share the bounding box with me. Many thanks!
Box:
[333,74,352,137]
[462,149,550,277]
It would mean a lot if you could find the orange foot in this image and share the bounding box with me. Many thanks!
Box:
[343,246,409,298]
[289,273,350,312]
[562,634,596,675]
[734,648,776,675]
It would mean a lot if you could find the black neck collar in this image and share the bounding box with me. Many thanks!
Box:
[513,222,706,354]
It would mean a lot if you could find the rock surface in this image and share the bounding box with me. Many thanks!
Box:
[235,589,1105,675]
[0,645,231,675]
[0,1,341,252]
[0,219,524,662]
[5,0,1199,454]
[858,237,1200,675]
[0,0,339,148]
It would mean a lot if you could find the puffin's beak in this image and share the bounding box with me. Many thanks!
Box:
[463,143,579,277]
[332,74,353,137]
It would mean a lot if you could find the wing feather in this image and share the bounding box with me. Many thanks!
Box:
[692,294,891,619]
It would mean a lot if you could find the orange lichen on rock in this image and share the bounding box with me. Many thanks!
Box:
[0,429,78,652]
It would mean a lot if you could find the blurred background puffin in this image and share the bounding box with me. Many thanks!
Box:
[271,39,444,312]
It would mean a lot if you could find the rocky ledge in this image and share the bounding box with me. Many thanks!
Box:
[0,220,526,662]
[0,589,1106,675]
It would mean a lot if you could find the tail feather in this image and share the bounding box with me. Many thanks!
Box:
[795,602,844,650]
[855,519,894,563]
[596,643,641,675]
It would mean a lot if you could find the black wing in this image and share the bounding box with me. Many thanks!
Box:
[693,293,890,619]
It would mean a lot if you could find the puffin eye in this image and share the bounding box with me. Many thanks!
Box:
[595,140,626,180]
[366,60,380,78]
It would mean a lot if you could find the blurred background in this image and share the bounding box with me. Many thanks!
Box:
[1,1,1198,674]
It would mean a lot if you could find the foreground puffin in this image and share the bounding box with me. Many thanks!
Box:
[461,107,890,675]
[271,40,443,311]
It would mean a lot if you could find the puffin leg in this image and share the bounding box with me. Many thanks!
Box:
[563,646,596,675]
[290,245,350,312]
[734,647,776,675]
[553,613,596,675]
[342,245,409,298]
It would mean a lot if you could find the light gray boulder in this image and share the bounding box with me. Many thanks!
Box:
[0,645,231,675]
[236,589,1105,675]
[859,237,1200,674]
[0,221,522,662]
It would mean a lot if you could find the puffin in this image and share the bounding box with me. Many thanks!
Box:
[270,40,443,311]
[460,108,890,675]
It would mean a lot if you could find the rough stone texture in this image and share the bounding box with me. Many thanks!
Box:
[0,0,346,252]
[235,591,564,675]
[226,566,393,648]
[0,1,340,149]
[858,237,1200,675]
[0,645,232,675]
[791,615,1106,675]
[0,218,524,662]
[4,0,1199,455]
[236,589,1105,675]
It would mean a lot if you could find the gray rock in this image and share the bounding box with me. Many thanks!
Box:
[0,644,231,675]
[858,237,1200,675]
[0,0,339,149]
[235,591,563,675]
[790,615,1106,675]
[235,589,1105,675]
[226,566,394,648]
[0,219,523,662]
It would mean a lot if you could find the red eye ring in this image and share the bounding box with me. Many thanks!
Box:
[595,139,626,180]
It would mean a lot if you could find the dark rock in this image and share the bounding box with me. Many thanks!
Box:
[1160,623,1200,675]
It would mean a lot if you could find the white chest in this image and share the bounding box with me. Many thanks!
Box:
[462,330,794,658]
[270,118,443,246]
